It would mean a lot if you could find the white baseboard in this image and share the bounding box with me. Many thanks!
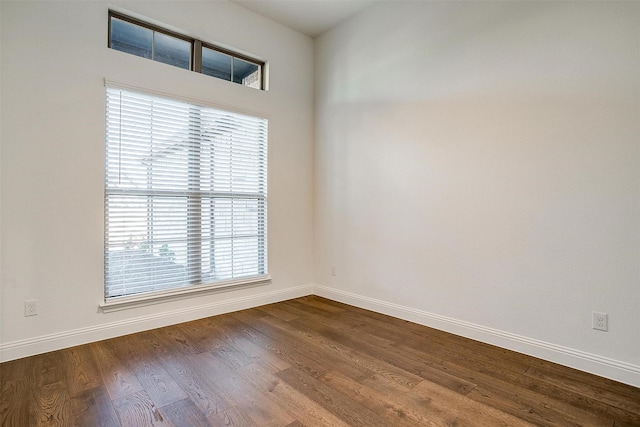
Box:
[3,282,639,388]
[0,284,314,363]
[313,285,640,388]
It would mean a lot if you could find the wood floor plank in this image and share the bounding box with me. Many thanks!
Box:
[466,375,615,426]
[155,326,205,357]
[362,373,484,427]
[112,390,172,427]
[158,398,210,427]
[524,365,640,417]
[254,312,422,389]
[190,352,297,426]
[226,332,292,373]
[29,381,73,427]
[213,406,259,427]
[175,320,227,354]
[238,314,421,388]
[296,295,346,313]
[201,414,230,427]
[318,370,430,427]
[363,373,535,427]
[412,377,539,427]
[250,313,376,382]
[236,362,351,427]
[70,385,119,427]
[536,361,640,402]
[109,334,153,362]
[136,331,169,357]
[282,314,477,394]
[89,341,143,401]
[30,351,65,389]
[255,303,300,322]
[276,367,390,427]
[209,342,255,371]
[223,312,330,379]
[153,348,233,418]
[0,357,30,382]
[61,346,101,397]
[132,358,188,409]
[200,315,291,373]
[1,376,30,427]
[109,333,188,409]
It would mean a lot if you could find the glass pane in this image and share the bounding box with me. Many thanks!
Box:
[202,47,232,81]
[233,57,261,88]
[153,32,191,70]
[110,17,153,59]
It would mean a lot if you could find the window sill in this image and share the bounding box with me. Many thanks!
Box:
[100,275,271,313]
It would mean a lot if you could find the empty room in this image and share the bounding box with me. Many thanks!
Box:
[1,0,639,425]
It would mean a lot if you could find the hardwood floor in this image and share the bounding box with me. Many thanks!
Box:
[1,296,639,426]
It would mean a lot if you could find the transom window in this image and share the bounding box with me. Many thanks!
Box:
[108,12,264,90]
[104,86,268,300]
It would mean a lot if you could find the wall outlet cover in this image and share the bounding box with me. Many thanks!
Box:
[592,312,608,331]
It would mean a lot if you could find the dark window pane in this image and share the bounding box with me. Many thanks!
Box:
[110,17,152,59]
[108,13,263,90]
[153,32,191,70]
[232,57,260,87]
[202,47,232,81]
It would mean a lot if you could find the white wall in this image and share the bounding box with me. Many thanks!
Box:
[0,0,314,359]
[2,0,639,389]
[314,1,640,386]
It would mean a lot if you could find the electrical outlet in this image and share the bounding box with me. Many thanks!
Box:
[592,312,608,331]
[25,299,38,317]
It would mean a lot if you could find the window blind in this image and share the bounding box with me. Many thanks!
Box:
[105,86,268,299]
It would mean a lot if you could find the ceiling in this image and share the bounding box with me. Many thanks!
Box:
[231,0,377,38]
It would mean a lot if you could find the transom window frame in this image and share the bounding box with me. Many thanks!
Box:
[108,11,266,90]
[101,82,271,313]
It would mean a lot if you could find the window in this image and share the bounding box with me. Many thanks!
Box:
[108,12,264,90]
[109,15,191,69]
[104,86,268,300]
[201,46,262,87]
